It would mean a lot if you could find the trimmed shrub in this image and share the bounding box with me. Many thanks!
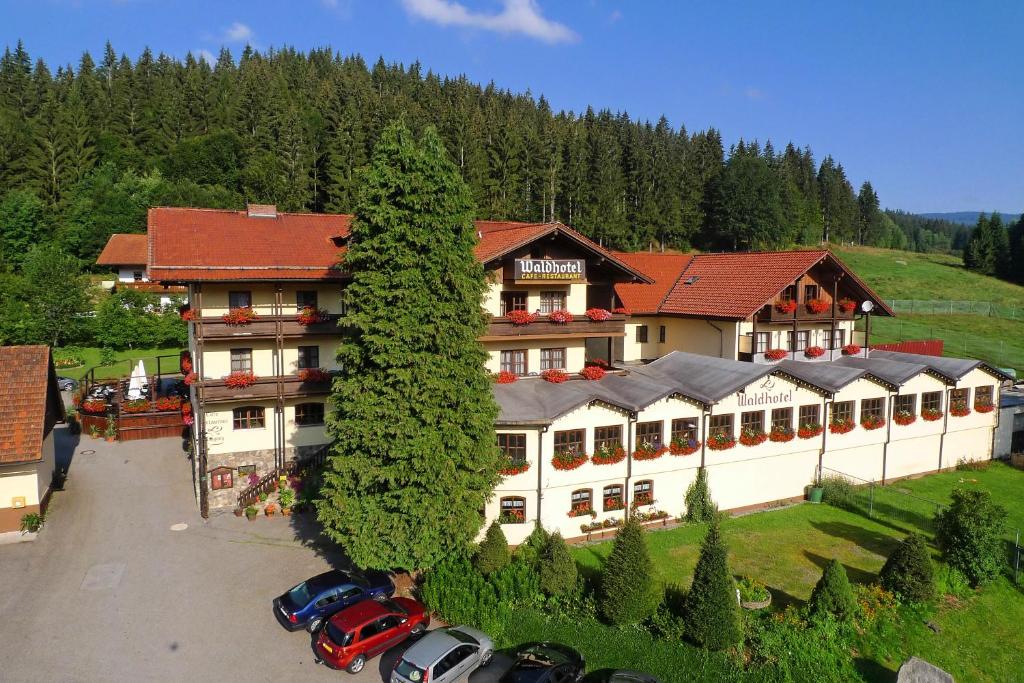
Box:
[683,523,741,650]
[808,559,857,624]
[599,519,658,625]
[819,475,857,511]
[879,533,934,603]
[475,521,510,576]
[684,467,717,523]
[539,532,578,597]
[934,487,1008,587]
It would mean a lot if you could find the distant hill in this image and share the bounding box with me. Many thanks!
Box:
[918,211,1021,226]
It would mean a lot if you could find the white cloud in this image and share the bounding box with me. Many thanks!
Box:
[401,0,578,44]
[223,21,253,43]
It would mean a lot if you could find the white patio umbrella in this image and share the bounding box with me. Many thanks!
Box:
[127,360,147,400]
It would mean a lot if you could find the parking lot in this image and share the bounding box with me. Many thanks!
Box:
[0,427,509,682]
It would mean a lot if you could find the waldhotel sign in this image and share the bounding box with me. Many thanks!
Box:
[514,258,586,281]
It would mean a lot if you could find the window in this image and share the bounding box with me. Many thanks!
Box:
[861,398,886,420]
[831,401,854,424]
[296,290,318,310]
[771,407,793,430]
[594,425,622,452]
[554,429,585,456]
[659,325,666,343]
[500,349,527,375]
[295,403,325,426]
[500,291,527,315]
[297,345,320,370]
[633,480,654,506]
[799,404,821,426]
[603,484,624,511]
[893,394,916,415]
[228,290,251,309]
[671,418,698,443]
[539,290,567,313]
[497,433,527,463]
[637,325,649,343]
[132,270,144,282]
[540,347,567,371]
[804,284,819,301]
[822,328,846,350]
[210,467,233,490]
[976,385,994,407]
[741,410,765,433]
[499,496,526,524]
[921,391,943,412]
[782,285,796,301]
[950,388,971,407]
[636,421,664,449]
[232,406,265,429]
[230,348,252,373]
[571,489,592,513]
[709,414,733,438]
[755,332,769,354]
[787,330,809,351]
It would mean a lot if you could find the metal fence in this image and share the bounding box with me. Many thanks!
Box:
[887,299,1024,321]
[819,466,946,533]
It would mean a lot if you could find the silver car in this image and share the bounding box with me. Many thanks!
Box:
[391,625,493,683]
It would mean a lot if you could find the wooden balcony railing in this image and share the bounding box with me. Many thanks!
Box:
[482,313,626,340]
[195,314,344,340]
[757,305,856,323]
[200,374,333,402]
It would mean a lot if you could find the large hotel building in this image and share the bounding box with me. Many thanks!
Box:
[139,205,1006,540]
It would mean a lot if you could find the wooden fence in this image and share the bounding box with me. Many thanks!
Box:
[236,448,329,509]
[872,339,945,357]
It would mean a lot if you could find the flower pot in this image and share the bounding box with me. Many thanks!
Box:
[233,508,243,517]
[246,514,256,522]
[281,507,292,517]
[105,436,116,442]
[807,486,823,503]
[741,593,772,610]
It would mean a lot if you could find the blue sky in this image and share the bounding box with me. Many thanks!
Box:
[3,0,1021,214]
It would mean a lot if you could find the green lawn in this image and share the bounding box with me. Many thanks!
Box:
[54,346,184,381]
[572,462,1024,681]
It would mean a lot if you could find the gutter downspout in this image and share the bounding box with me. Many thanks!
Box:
[939,387,952,471]
[700,406,711,468]
[705,321,725,359]
[818,394,831,484]
[881,390,895,485]
[536,425,548,530]
[625,411,637,518]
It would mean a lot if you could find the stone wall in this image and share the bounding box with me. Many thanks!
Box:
[205,444,326,510]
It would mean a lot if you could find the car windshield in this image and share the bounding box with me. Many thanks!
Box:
[447,629,479,645]
[518,646,567,667]
[325,622,353,647]
[286,581,314,607]
[378,599,407,615]
[394,658,427,682]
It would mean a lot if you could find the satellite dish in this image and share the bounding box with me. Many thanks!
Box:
[861,301,874,313]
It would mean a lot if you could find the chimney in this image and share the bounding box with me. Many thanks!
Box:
[247,203,278,218]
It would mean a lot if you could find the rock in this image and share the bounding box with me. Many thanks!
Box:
[925,620,941,634]
[897,657,954,683]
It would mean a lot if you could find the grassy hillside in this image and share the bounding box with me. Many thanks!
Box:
[832,245,1024,374]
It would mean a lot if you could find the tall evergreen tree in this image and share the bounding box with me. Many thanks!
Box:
[598,518,657,624]
[807,559,857,623]
[682,522,741,650]
[318,122,500,570]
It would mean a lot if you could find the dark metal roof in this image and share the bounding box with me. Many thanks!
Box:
[632,352,774,404]
[833,356,939,386]
[777,360,871,394]
[870,350,1012,382]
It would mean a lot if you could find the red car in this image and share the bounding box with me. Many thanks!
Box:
[314,596,430,674]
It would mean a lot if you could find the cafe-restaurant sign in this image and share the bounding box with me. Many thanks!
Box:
[514,258,586,281]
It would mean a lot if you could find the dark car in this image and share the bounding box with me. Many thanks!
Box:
[314,597,429,673]
[57,376,78,392]
[499,642,585,683]
[590,671,661,683]
[273,569,394,632]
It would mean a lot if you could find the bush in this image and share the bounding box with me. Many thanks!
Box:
[745,608,863,683]
[598,519,658,625]
[684,467,717,523]
[475,522,510,576]
[819,475,857,511]
[933,487,1008,587]
[808,559,857,624]
[682,522,741,650]
[539,532,578,597]
[20,512,44,533]
[879,533,934,602]
[517,525,550,567]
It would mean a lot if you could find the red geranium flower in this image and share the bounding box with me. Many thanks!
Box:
[297,306,329,325]
[838,298,857,313]
[842,344,861,356]
[775,300,798,314]
[552,450,588,470]
[861,414,886,430]
[769,426,795,442]
[950,401,971,417]
[974,400,995,414]
[805,346,825,359]
[739,429,768,447]
[222,307,258,325]
[806,298,831,314]
[225,371,258,388]
[585,308,612,321]
[764,349,788,361]
[830,418,856,434]
[921,408,943,421]
[496,371,518,384]
[542,369,569,383]
[548,309,574,324]
[506,310,537,326]
[591,445,626,465]
[669,438,700,455]
[298,368,330,383]
[580,366,606,381]
[893,411,916,426]
[798,423,824,439]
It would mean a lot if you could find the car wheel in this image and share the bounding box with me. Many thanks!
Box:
[373,592,387,601]
[307,617,322,633]
[346,654,366,674]
[480,650,493,667]
[410,622,426,638]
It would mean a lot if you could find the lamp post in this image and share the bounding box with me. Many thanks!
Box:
[861,300,875,355]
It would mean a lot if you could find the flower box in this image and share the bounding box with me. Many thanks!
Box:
[298,367,330,383]
[498,459,530,476]
[495,371,518,384]
[154,396,182,412]
[921,409,944,421]
[297,306,329,325]
[769,426,795,442]
[80,399,107,414]
[222,307,258,325]
[804,346,825,359]
[893,411,916,426]
[764,348,788,361]
[829,418,856,434]
[950,402,971,417]
[225,371,258,388]
[633,443,668,460]
[548,309,574,324]
[180,308,196,321]
[580,365,606,381]
[739,429,768,447]
[806,298,831,314]
[552,450,588,470]
[568,504,595,518]
[585,308,612,321]
[669,438,701,456]
[633,509,669,523]
[706,434,737,451]
[974,401,995,414]
[775,300,798,314]
[841,344,861,356]
[861,415,886,430]
[498,509,526,524]
[507,310,537,326]
[591,446,626,465]
[838,298,857,314]
[542,369,568,383]
[798,423,824,439]
[633,492,654,507]
[183,371,197,385]
[122,399,151,414]
[604,497,625,512]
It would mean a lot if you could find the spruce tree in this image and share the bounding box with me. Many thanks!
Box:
[808,559,857,623]
[934,487,1008,587]
[879,533,934,603]
[598,519,657,625]
[318,122,500,570]
[685,467,717,523]
[539,532,578,597]
[475,522,510,576]
[682,522,741,650]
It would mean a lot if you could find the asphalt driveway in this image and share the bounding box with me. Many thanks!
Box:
[0,426,509,682]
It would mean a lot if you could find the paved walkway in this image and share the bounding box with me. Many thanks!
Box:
[0,427,509,682]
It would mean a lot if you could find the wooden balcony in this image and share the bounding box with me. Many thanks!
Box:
[195,314,344,340]
[200,375,332,403]
[480,313,626,341]
[757,305,856,324]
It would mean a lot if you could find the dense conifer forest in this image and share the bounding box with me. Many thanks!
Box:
[1,41,919,269]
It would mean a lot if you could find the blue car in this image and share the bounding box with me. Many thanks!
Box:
[273,569,395,632]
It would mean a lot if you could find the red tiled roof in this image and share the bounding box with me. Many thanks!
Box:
[0,346,63,465]
[611,253,693,314]
[96,233,148,266]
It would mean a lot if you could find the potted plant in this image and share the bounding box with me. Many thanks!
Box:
[225,371,258,388]
[893,410,916,426]
[603,496,625,512]
[950,401,971,417]
[222,306,258,325]
[591,444,625,465]
[297,306,329,325]
[921,408,944,421]
[298,367,330,383]
[541,369,569,383]
[104,416,117,442]
[567,502,596,518]
[279,489,295,516]
[634,441,668,460]
[706,433,737,450]
[495,370,518,384]
[506,310,537,326]
[764,348,788,362]
[739,428,768,447]
[829,417,856,434]
[547,309,574,324]
[837,298,857,314]
[233,507,243,517]
[498,508,526,524]
[498,456,531,475]
[258,492,268,503]
[20,512,44,534]
[861,414,886,430]
[974,399,995,414]
[669,437,700,455]
[804,346,825,359]
[806,298,831,314]
[264,503,278,517]
[551,449,588,470]
[585,308,612,321]
[841,343,862,356]
[736,576,772,609]
[769,425,795,442]
[89,424,101,440]
[798,422,824,439]
[245,505,258,521]
[775,299,798,314]
[580,365,606,381]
